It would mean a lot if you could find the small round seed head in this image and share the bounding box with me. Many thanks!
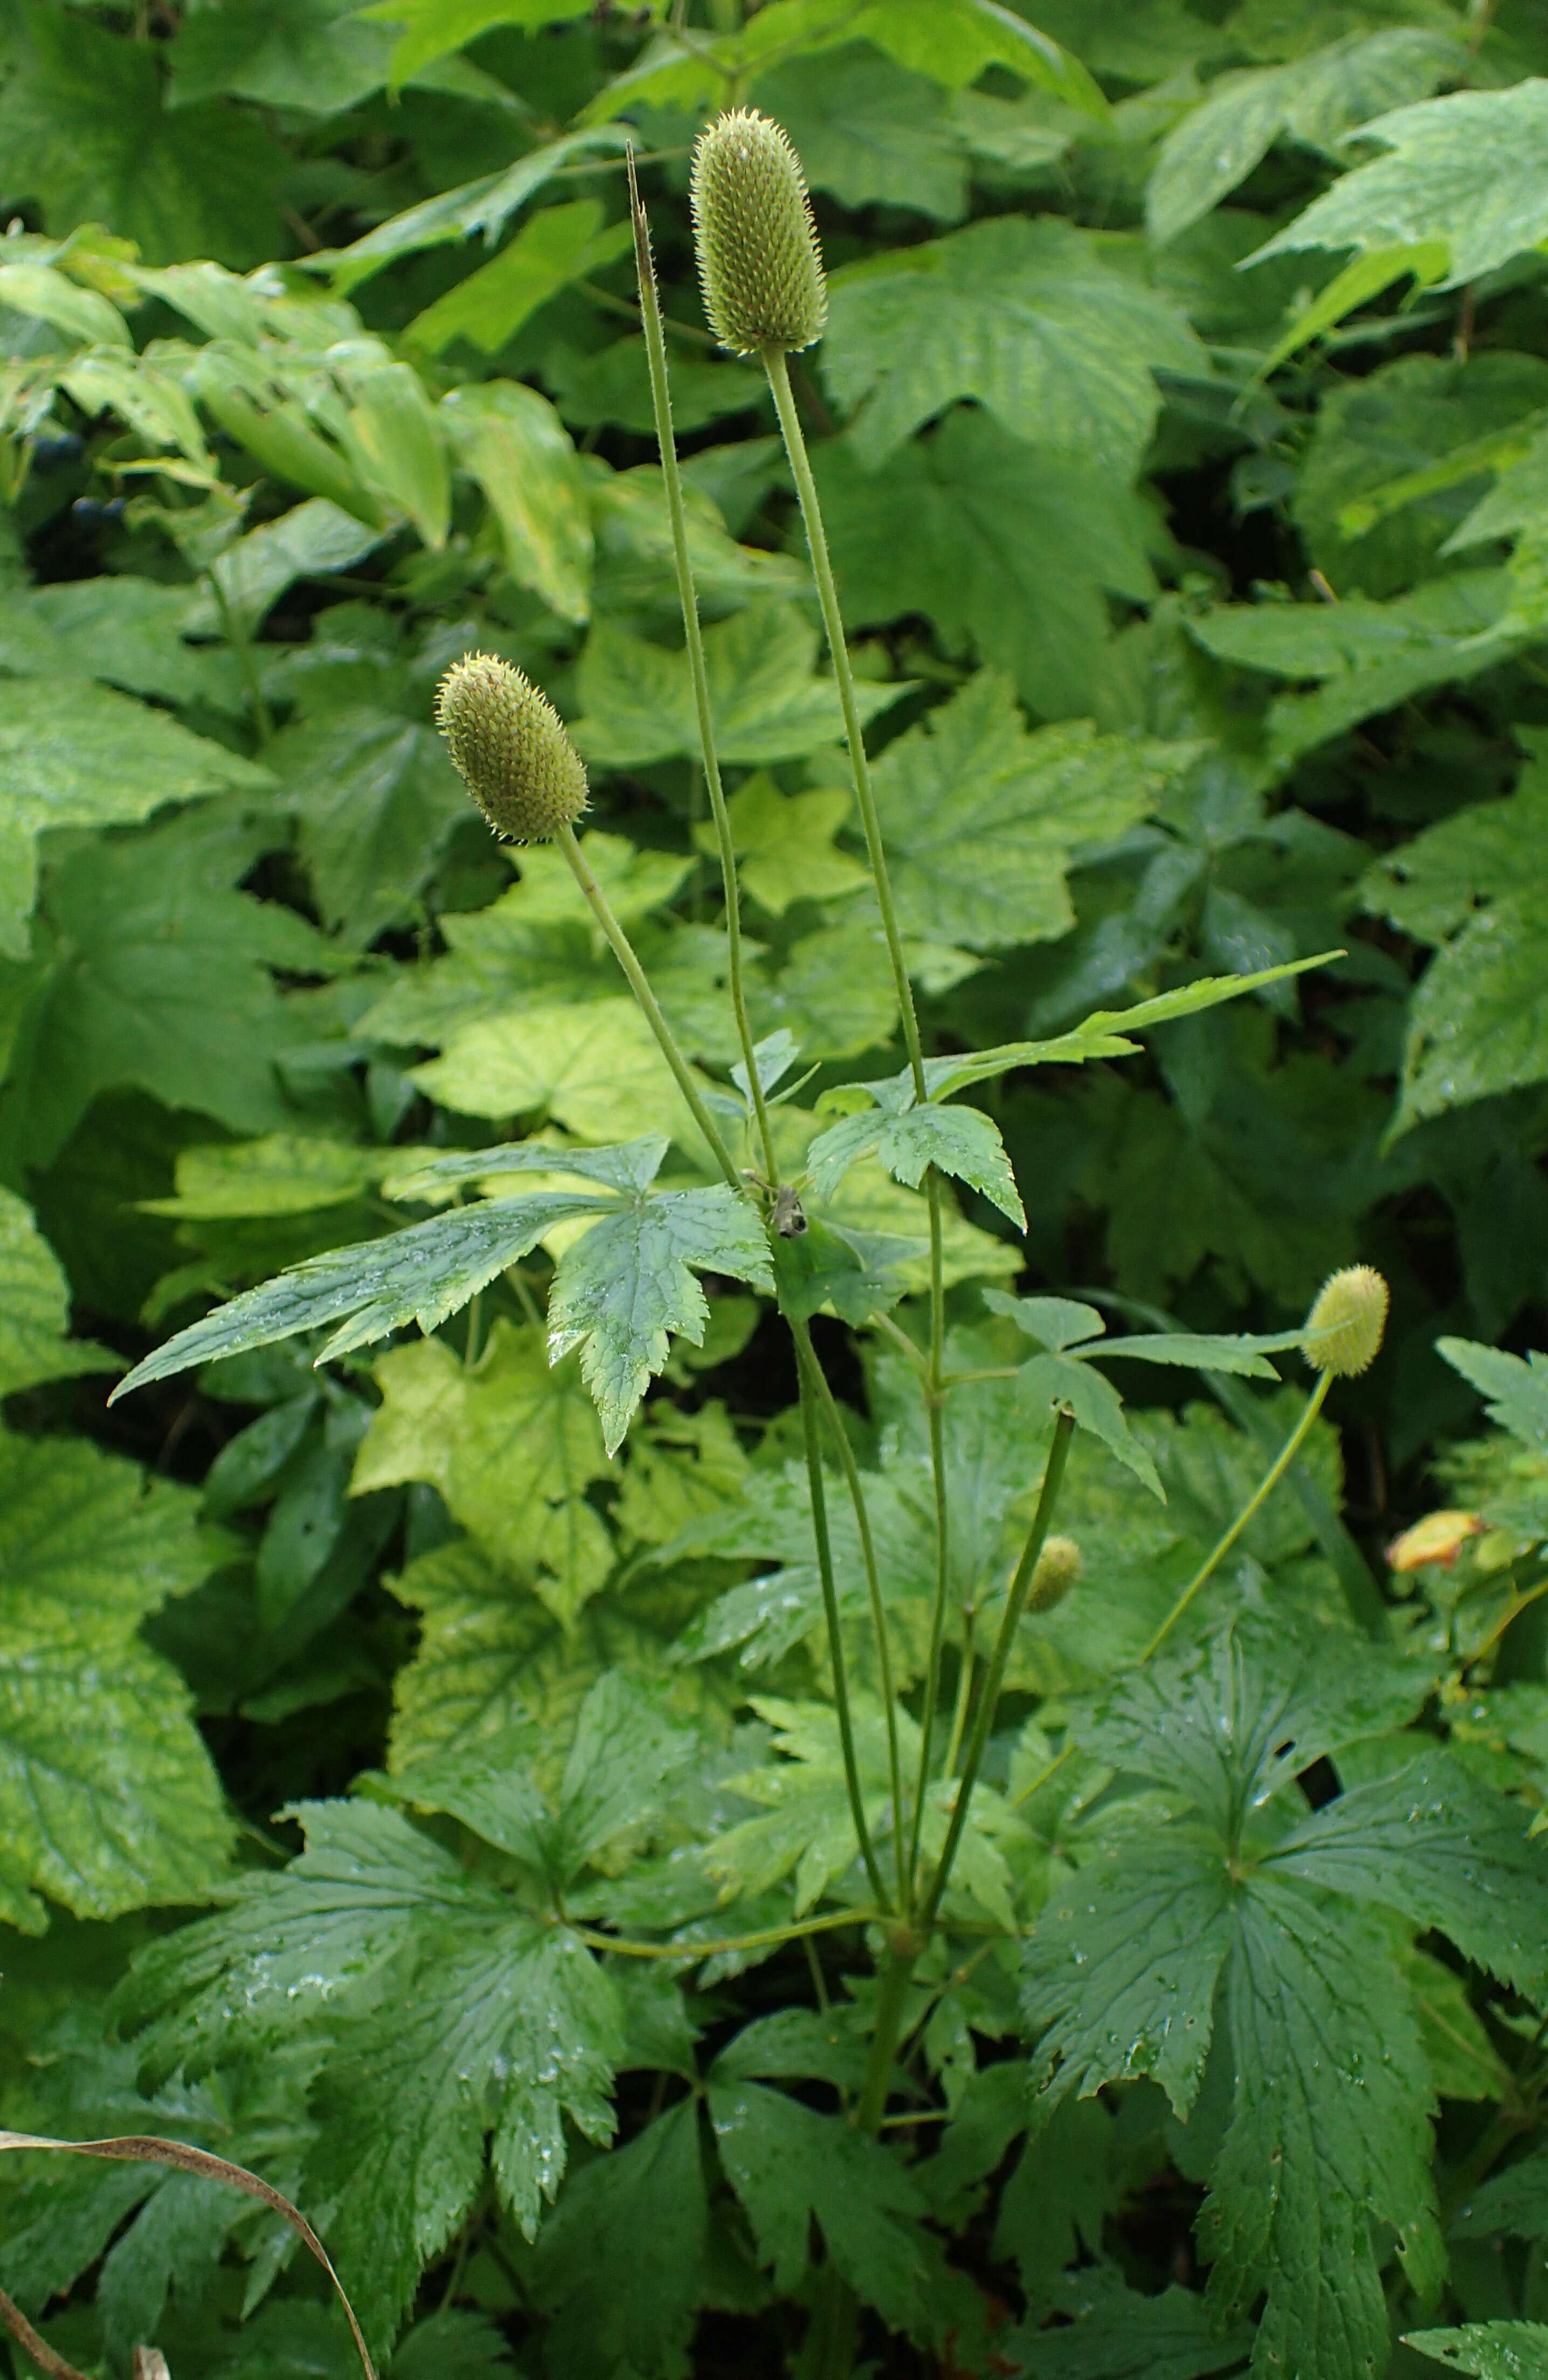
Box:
[434,652,588,844]
[1304,1264,1388,1378]
[690,108,827,356]
[1028,1534,1083,1616]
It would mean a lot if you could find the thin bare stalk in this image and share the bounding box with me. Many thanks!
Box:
[628,154,777,1180]
[919,1408,1076,1929]
[1137,1372,1332,1664]
[942,1609,976,1782]
[796,1313,907,1902]
[556,822,743,1192]
[796,1328,889,1909]
[763,344,952,1916]
[565,1905,881,1962]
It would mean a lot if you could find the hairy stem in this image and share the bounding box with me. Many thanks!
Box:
[557,822,743,1193]
[920,1408,1076,1929]
[1138,1371,1333,1664]
[795,1314,907,1903]
[796,1329,889,1909]
[630,157,777,1180]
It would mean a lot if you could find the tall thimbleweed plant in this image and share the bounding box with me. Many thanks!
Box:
[108,110,1391,2380]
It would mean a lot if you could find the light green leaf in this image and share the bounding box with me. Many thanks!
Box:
[410,996,718,1153]
[340,361,451,549]
[354,1323,612,1625]
[319,127,634,294]
[142,1134,400,1221]
[869,669,1198,951]
[1295,351,1548,599]
[0,260,130,347]
[824,216,1204,473]
[0,676,270,960]
[1437,1338,1548,1455]
[590,460,806,615]
[1017,1353,1164,1498]
[359,0,610,86]
[0,1426,229,1929]
[752,46,967,223]
[693,774,870,915]
[548,1179,773,1454]
[0,1189,112,1395]
[384,1537,699,1772]
[441,381,592,624]
[556,1670,699,1877]
[572,604,909,769]
[547,337,764,438]
[110,1193,609,1401]
[193,497,393,636]
[806,1102,1025,1229]
[406,199,632,359]
[1405,2328,1548,2380]
[1146,31,1463,247]
[1363,754,1548,942]
[1249,79,1548,288]
[815,409,1156,721]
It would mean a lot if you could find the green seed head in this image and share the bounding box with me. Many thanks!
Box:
[1028,1534,1083,1615]
[434,652,589,844]
[690,108,827,357]
[1304,1264,1388,1378]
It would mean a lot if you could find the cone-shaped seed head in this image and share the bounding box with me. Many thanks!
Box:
[435,652,589,843]
[1304,1264,1388,1378]
[690,108,827,356]
[1028,1535,1083,1615]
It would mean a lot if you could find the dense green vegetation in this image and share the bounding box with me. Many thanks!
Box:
[5,3,1548,2376]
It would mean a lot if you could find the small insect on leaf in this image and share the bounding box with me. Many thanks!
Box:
[773,1184,808,1237]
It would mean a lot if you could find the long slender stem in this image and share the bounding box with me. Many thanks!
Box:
[920,1408,1076,1929]
[763,349,924,1095]
[557,822,743,1192]
[796,1314,907,1903]
[565,1906,880,1963]
[796,1330,889,1911]
[942,1609,976,1782]
[630,154,777,1182]
[1137,1372,1333,1664]
[856,1944,920,2132]
[764,344,953,1918]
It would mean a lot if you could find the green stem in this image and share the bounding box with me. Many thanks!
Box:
[557,823,743,1193]
[630,159,778,1182]
[1137,1371,1333,1665]
[762,348,924,1099]
[942,1609,976,1782]
[856,1943,920,2133]
[795,1315,907,1904]
[796,1330,890,1911]
[764,343,952,1914]
[565,1906,880,1963]
[920,1408,1076,1929]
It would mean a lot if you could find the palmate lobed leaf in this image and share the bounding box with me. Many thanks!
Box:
[115,1138,772,1454]
[1024,1625,1548,2380]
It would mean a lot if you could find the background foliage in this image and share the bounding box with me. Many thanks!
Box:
[6,1,1548,2376]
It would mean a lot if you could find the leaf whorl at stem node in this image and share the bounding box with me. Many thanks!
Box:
[1028,1533,1082,1614]
[1304,1263,1389,1378]
[690,108,827,357]
[434,651,589,844]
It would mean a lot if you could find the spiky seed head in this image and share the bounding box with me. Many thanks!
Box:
[690,108,827,356]
[1028,1534,1083,1615]
[1304,1264,1388,1378]
[434,652,588,844]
